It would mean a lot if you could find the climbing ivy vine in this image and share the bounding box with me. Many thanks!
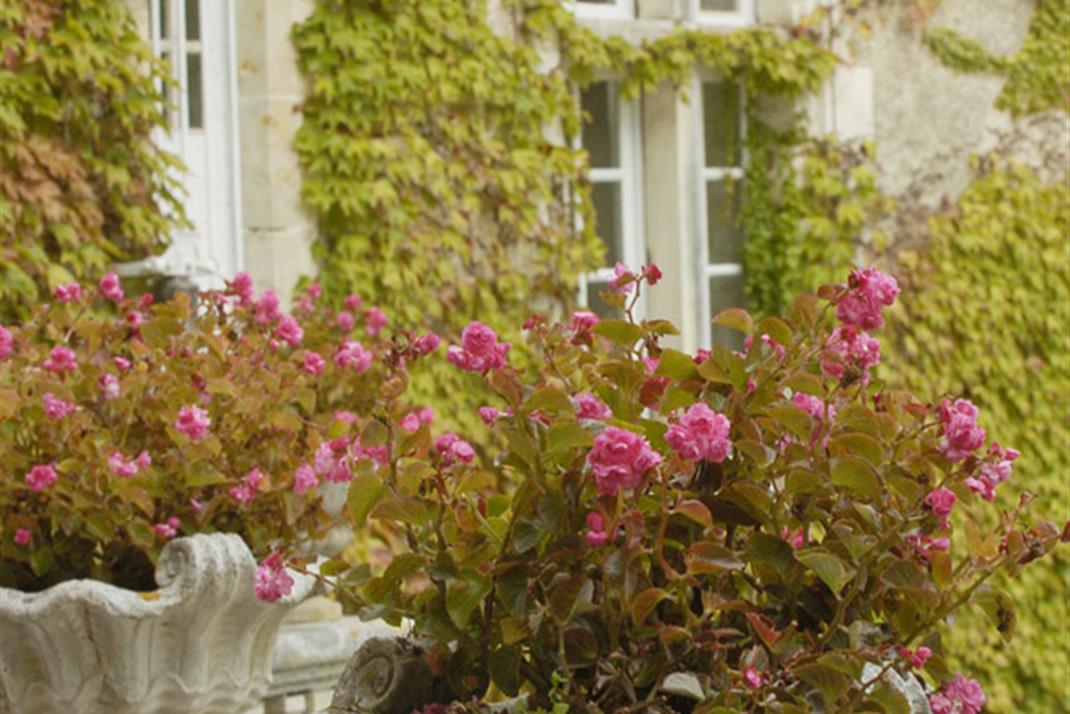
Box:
[0,0,182,322]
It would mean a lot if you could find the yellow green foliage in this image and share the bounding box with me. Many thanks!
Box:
[0,0,183,322]
[884,162,1070,712]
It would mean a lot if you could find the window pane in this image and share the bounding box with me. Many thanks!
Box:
[187,53,203,129]
[579,0,618,4]
[706,180,743,264]
[590,181,623,266]
[581,82,619,169]
[586,281,625,319]
[703,82,741,167]
[158,0,169,38]
[701,0,738,10]
[185,0,200,40]
[709,274,746,348]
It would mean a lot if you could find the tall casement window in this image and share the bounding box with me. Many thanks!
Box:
[699,80,745,345]
[577,81,644,317]
[145,0,242,286]
[569,0,636,20]
[693,0,754,26]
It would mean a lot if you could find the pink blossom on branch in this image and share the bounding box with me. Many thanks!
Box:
[254,552,294,603]
[253,289,280,324]
[447,321,510,374]
[53,282,82,303]
[585,512,609,547]
[98,373,120,400]
[835,267,899,330]
[587,427,662,496]
[924,487,957,529]
[820,326,881,384]
[25,464,58,492]
[573,392,611,421]
[898,646,932,669]
[229,467,264,505]
[334,340,373,373]
[743,667,767,689]
[478,406,501,425]
[365,307,388,336]
[929,674,985,714]
[153,516,181,540]
[13,528,31,547]
[42,392,76,419]
[967,441,1019,501]
[0,325,12,360]
[335,310,355,332]
[42,346,77,373]
[293,463,319,494]
[937,398,986,462]
[411,332,441,356]
[274,315,304,346]
[435,433,476,466]
[665,403,732,463]
[108,451,140,478]
[175,405,211,441]
[99,271,124,302]
[302,351,326,375]
[226,271,255,305]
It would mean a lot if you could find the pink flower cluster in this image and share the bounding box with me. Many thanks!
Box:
[743,667,767,689]
[302,351,326,375]
[898,646,932,669]
[175,405,211,441]
[230,467,265,505]
[153,516,181,540]
[937,399,986,462]
[274,315,304,346]
[54,282,82,303]
[366,307,388,336]
[25,464,57,492]
[792,392,837,446]
[587,427,662,495]
[0,325,12,360]
[836,267,899,330]
[966,442,1019,501]
[447,321,510,374]
[254,290,280,324]
[293,463,319,495]
[334,340,373,372]
[42,393,76,419]
[226,272,255,305]
[254,552,294,603]
[821,326,881,384]
[929,674,985,714]
[743,333,786,361]
[569,311,599,334]
[478,406,502,425]
[400,406,434,433]
[780,525,807,550]
[109,450,150,478]
[666,403,732,463]
[43,346,77,373]
[435,433,476,466]
[98,373,120,400]
[906,532,950,560]
[573,392,611,421]
[924,487,957,529]
[99,271,124,302]
[13,528,31,547]
[411,332,441,356]
[314,438,357,483]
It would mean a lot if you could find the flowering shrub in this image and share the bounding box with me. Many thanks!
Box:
[282,267,1061,711]
[0,272,440,591]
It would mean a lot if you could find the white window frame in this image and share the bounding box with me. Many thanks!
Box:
[566,0,636,21]
[694,73,746,346]
[692,0,755,27]
[574,80,645,315]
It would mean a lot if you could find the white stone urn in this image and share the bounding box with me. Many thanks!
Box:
[0,532,317,714]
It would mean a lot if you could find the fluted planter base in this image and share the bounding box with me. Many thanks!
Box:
[0,533,316,714]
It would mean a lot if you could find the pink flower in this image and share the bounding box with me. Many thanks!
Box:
[136,450,152,469]
[335,310,355,331]
[366,307,388,335]
[334,340,373,372]
[447,321,510,373]
[792,392,836,445]
[478,406,501,425]
[611,262,634,293]
[293,463,318,494]
[743,667,766,689]
[108,451,139,478]
[906,532,950,560]
[43,346,77,373]
[189,497,205,513]
[175,405,211,441]
[306,282,322,300]
[126,310,146,328]
[230,467,264,505]
[930,674,985,714]
[925,487,957,529]
[666,403,732,463]
[98,373,120,400]
[13,528,31,547]
[585,512,609,547]
[417,406,434,425]
[226,272,255,305]
[780,525,807,550]
[836,268,899,330]
[53,282,82,303]
[643,263,662,285]
[274,315,304,346]
[302,351,325,375]
[153,516,181,539]
[569,311,599,333]
[967,442,1019,501]
[898,646,932,669]
[573,392,611,421]
[254,289,280,324]
[0,325,12,360]
[254,552,294,603]
[42,392,76,419]
[400,412,422,433]
[114,356,131,372]
[938,399,986,462]
[693,348,711,365]
[99,271,124,302]
[334,410,357,424]
[435,433,476,466]
[412,332,441,356]
[587,427,662,495]
[821,326,881,384]
[745,377,757,394]
[344,293,363,311]
[25,464,58,492]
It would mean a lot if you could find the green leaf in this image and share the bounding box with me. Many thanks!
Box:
[712,307,753,335]
[766,404,814,441]
[545,420,593,456]
[685,541,744,575]
[655,348,700,379]
[347,476,387,527]
[592,319,645,347]
[795,548,855,595]
[369,497,432,526]
[868,678,912,714]
[630,587,670,624]
[488,644,522,696]
[794,663,851,706]
[525,386,574,415]
[756,315,792,346]
[829,433,884,467]
[746,532,794,571]
[673,499,713,530]
[830,457,882,500]
[446,570,492,629]
[548,573,593,621]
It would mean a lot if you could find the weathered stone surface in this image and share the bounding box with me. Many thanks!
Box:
[0,533,317,714]
[322,637,437,714]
